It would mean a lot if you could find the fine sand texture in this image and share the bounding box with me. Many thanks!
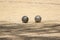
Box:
[0,0,60,40]
[0,21,60,40]
[0,0,60,23]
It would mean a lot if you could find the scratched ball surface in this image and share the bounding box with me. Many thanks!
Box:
[35,15,42,23]
[22,16,29,23]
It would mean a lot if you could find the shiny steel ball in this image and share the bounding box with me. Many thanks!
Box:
[35,15,42,23]
[22,16,29,23]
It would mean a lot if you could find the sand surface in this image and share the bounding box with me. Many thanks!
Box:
[0,0,60,23]
[0,21,60,40]
[0,0,60,40]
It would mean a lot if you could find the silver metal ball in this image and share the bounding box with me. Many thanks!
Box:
[22,16,29,23]
[35,15,42,23]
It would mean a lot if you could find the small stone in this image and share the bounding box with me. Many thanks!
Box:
[22,16,29,23]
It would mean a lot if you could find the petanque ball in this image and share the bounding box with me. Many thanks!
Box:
[35,15,42,23]
[22,16,29,23]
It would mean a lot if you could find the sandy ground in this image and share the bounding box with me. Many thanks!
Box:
[0,0,60,23]
[0,21,60,40]
[0,0,60,40]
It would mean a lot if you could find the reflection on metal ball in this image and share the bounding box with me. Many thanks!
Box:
[22,16,29,23]
[35,15,42,23]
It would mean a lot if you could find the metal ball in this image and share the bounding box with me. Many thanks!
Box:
[22,16,29,23]
[35,15,42,23]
